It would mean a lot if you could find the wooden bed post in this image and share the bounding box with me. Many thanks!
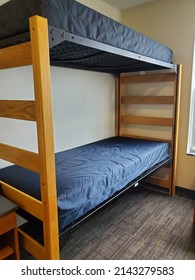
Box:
[115,76,119,136]
[171,64,182,196]
[194,202,195,224]
[29,16,59,260]
[118,74,123,137]
[193,201,195,224]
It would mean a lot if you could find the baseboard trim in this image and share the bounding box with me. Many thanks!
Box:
[176,186,195,200]
[141,183,195,199]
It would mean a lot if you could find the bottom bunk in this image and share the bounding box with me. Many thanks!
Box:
[0,136,171,255]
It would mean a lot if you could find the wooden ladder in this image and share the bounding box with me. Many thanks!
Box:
[0,16,59,260]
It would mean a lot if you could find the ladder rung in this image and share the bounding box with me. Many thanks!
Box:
[0,100,36,121]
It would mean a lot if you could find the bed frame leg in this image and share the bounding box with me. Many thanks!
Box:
[193,195,195,224]
[171,64,182,197]
[30,15,60,260]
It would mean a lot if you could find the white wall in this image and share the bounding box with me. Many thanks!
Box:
[0,0,117,168]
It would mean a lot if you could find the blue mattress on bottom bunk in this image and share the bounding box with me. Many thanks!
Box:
[0,137,169,231]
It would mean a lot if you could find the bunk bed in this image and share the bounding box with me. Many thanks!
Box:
[0,0,182,260]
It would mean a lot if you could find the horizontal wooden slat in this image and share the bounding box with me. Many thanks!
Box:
[0,42,32,69]
[0,246,14,260]
[145,176,171,189]
[18,228,46,259]
[0,181,44,221]
[120,133,172,145]
[121,115,174,127]
[0,144,40,173]
[121,96,174,104]
[0,100,36,121]
[121,73,176,84]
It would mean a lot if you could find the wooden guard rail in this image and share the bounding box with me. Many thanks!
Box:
[119,70,180,196]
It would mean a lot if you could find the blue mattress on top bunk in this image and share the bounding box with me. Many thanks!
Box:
[0,0,173,64]
[0,137,169,231]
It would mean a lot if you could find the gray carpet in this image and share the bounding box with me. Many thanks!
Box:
[60,187,195,260]
[21,186,195,260]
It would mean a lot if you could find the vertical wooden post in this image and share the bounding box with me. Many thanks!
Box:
[171,64,182,196]
[29,16,59,259]
[115,76,119,136]
[168,73,177,196]
[194,202,195,224]
[118,74,123,136]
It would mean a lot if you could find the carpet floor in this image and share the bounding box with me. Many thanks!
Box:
[21,186,195,260]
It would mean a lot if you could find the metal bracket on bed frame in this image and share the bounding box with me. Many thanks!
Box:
[0,25,177,74]
[48,25,66,48]
[48,25,177,73]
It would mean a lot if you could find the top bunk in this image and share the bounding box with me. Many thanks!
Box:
[0,0,177,74]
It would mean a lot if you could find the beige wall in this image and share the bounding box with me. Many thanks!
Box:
[76,0,121,21]
[122,0,195,190]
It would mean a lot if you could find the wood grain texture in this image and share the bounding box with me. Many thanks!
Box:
[0,181,44,220]
[121,96,174,104]
[171,64,182,196]
[30,15,59,260]
[121,73,176,84]
[18,228,46,260]
[0,42,32,69]
[0,144,39,173]
[118,70,180,196]
[0,100,36,121]
[120,133,172,145]
[121,115,173,127]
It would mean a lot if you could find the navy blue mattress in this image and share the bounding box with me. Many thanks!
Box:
[0,137,169,231]
[0,0,173,64]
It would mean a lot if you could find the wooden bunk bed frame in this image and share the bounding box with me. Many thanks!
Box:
[0,16,182,260]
